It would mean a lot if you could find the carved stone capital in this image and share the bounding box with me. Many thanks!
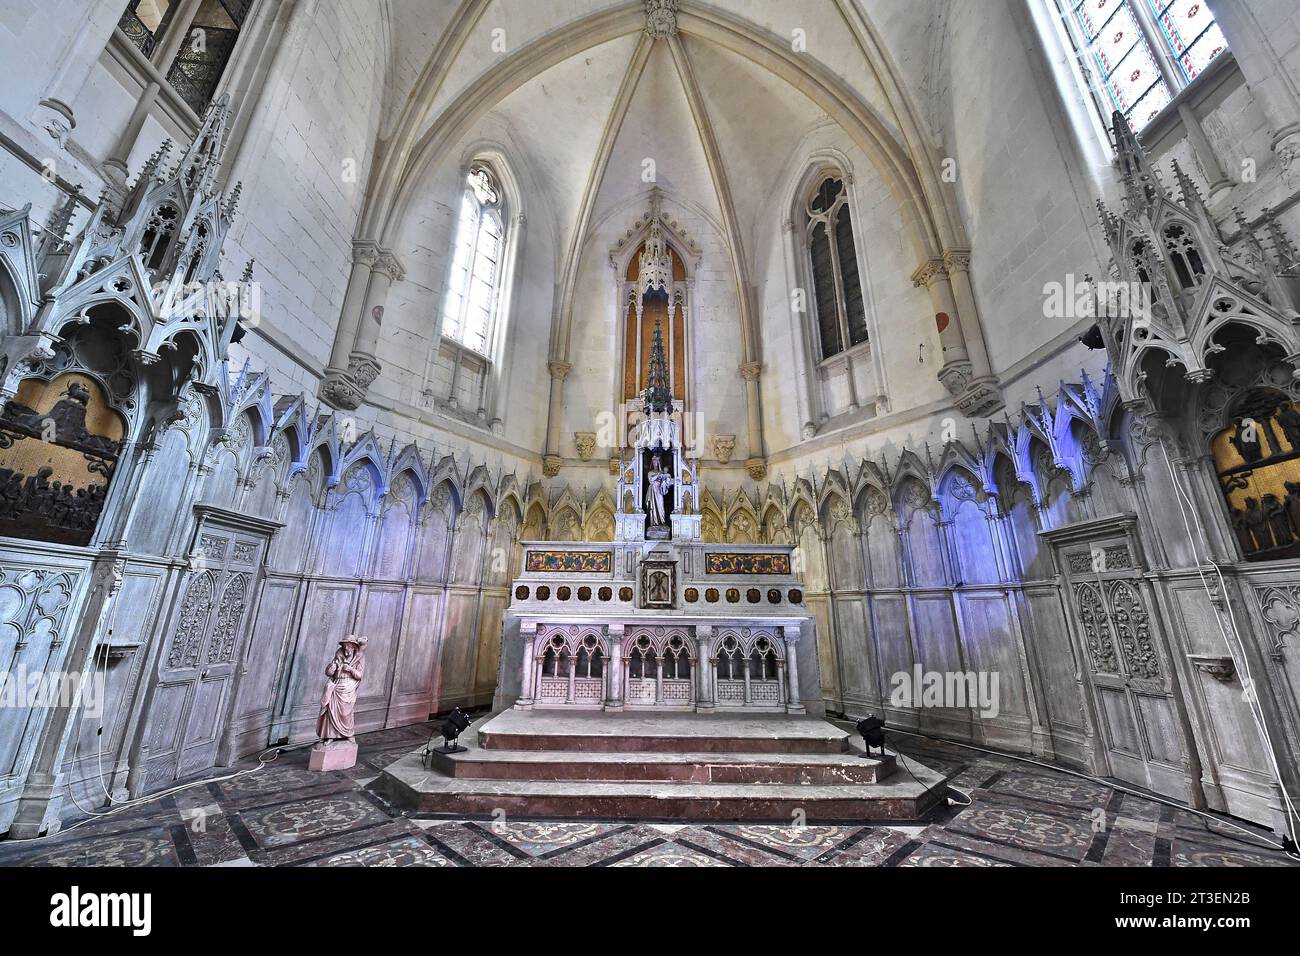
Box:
[937,360,974,402]
[547,361,572,381]
[710,434,736,464]
[911,257,948,290]
[745,457,767,480]
[542,454,563,478]
[318,368,365,410]
[738,361,762,383]
[372,249,406,283]
[573,431,596,461]
[351,240,380,268]
[347,353,381,389]
[942,248,972,275]
[953,375,1004,419]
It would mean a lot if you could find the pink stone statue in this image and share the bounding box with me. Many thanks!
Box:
[309,635,367,771]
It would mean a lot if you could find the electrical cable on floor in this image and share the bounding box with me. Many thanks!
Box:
[843,715,1295,858]
[889,736,970,806]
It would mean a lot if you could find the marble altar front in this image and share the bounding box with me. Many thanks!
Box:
[496,539,818,715]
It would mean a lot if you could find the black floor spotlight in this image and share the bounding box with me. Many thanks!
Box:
[857,715,886,758]
[435,708,472,755]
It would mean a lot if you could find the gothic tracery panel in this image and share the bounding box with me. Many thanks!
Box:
[1074,581,1119,675]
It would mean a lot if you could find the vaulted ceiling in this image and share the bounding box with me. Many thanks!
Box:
[364,0,961,362]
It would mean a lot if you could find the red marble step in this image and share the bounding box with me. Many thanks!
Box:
[477,711,851,755]
[429,747,895,784]
[374,751,947,823]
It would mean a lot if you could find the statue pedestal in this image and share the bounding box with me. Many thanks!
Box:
[309,739,358,772]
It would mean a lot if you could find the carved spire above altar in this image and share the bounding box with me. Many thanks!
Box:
[639,191,674,296]
[644,317,672,414]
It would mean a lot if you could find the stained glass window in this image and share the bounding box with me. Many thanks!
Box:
[441,165,507,356]
[806,177,869,361]
[1147,0,1227,81]
[1063,0,1228,133]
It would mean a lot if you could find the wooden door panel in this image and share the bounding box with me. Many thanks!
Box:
[1096,686,1142,756]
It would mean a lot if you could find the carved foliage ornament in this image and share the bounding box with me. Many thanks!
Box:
[644,0,679,39]
[1109,581,1161,680]
[1075,582,1119,674]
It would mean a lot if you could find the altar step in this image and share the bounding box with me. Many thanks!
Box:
[428,745,897,785]
[478,710,850,754]
[375,754,947,821]
[373,711,951,823]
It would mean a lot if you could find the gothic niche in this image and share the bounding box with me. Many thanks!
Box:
[0,373,124,546]
[1213,387,1300,561]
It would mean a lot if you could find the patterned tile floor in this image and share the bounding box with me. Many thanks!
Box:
[0,721,1293,867]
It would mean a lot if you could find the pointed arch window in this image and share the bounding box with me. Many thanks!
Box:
[1057,0,1229,133]
[806,177,868,361]
[441,164,507,356]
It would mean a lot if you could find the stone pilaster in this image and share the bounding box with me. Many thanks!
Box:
[695,624,714,712]
[606,623,625,711]
[515,621,538,709]
[542,360,572,477]
[783,623,807,715]
[739,361,766,479]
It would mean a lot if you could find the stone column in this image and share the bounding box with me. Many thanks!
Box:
[349,249,405,380]
[103,83,162,183]
[325,242,379,375]
[784,624,806,715]
[913,257,967,362]
[605,624,624,711]
[566,651,576,704]
[1177,104,1235,204]
[542,361,571,477]
[515,622,537,709]
[944,251,1003,417]
[319,242,396,410]
[695,624,714,713]
[742,655,752,705]
[941,252,993,378]
[912,256,1003,418]
[655,655,664,704]
[739,361,766,479]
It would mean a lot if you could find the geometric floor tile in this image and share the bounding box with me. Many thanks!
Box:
[0,721,1293,869]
